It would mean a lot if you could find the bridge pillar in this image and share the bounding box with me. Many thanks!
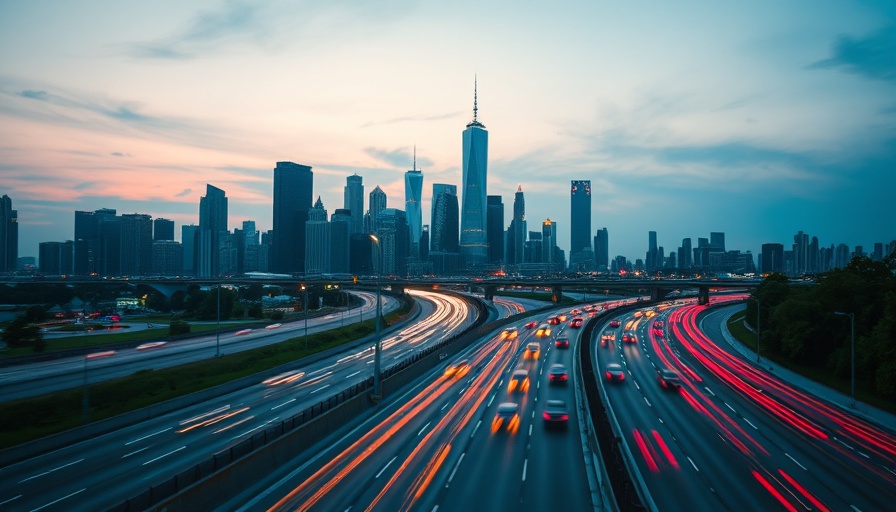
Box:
[697,286,710,305]
[391,284,406,295]
[650,287,662,301]
[552,285,563,303]
[483,285,496,301]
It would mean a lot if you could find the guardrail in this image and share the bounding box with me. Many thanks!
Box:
[111,292,499,511]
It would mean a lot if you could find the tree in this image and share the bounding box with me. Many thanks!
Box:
[2,310,45,351]
[169,319,191,336]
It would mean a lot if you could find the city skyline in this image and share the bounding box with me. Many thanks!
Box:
[1,2,894,261]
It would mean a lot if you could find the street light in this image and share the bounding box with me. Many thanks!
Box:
[834,311,856,408]
[750,296,761,363]
[301,283,308,349]
[215,281,221,357]
[370,234,383,400]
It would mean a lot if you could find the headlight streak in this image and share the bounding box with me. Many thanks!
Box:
[177,407,251,434]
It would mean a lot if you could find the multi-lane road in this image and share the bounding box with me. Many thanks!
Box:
[0,290,474,512]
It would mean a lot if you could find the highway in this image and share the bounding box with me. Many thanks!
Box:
[0,290,473,512]
[0,292,397,401]
[593,298,896,511]
[240,305,617,512]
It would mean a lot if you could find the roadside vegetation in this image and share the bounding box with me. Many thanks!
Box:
[0,299,412,449]
[729,254,896,412]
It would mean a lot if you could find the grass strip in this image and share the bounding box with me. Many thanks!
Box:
[0,303,411,449]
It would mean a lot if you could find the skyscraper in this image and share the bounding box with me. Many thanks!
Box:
[507,186,527,265]
[761,243,784,274]
[181,224,198,275]
[305,197,330,275]
[0,195,17,272]
[647,231,658,272]
[405,155,424,257]
[594,227,608,270]
[153,218,174,241]
[330,209,352,274]
[459,78,489,266]
[120,213,153,276]
[430,187,460,274]
[569,180,591,267]
[344,174,364,235]
[487,195,504,264]
[431,184,456,230]
[542,219,557,268]
[198,184,227,277]
[368,186,387,233]
[272,162,313,274]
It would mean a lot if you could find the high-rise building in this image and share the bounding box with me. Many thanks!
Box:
[74,208,115,275]
[330,209,352,274]
[377,208,409,276]
[153,218,174,241]
[0,195,17,272]
[430,187,460,274]
[647,231,658,272]
[431,184,456,226]
[272,162,313,274]
[181,224,199,275]
[710,232,726,252]
[368,186,387,233]
[793,230,809,275]
[344,174,365,235]
[594,228,608,270]
[761,243,784,274]
[242,220,259,247]
[39,241,73,275]
[542,219,557,268]
[507,186,527,265]
[405,157,424,257]
[487,195,504,264]
[459,78,489,266]
[198,184,228,277]
[569,180,591,266]
[678,238,693,269]
[97,212,121,277]
[120,213,153,276]
[152,240,183,276]
[304,197,330,275]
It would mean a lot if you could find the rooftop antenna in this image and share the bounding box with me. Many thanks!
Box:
[413,145,417,171]
[473,75,478,123]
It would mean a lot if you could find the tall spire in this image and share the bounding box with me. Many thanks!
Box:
[466,75,485,128]
[413,144,417,171]
[517,184,522,193]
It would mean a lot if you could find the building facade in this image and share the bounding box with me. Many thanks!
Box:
[569,180,591,268]
[198,184,228,277]
[272,162,313,274]
[487,195,504,264]
[0,195,17,273]
[459,79,489,266]
[344,174,364,235]
[405,167,423,256]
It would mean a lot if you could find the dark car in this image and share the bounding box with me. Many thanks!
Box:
[492,402,521,433]
[548,363,568,384]
[658,368,682,389]
[555,337,570,349]
[605,363,626,382]
[542,399,569,426]
[508,369,531,392]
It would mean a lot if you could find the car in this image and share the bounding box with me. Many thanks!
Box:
[633,311,643,318]
[569,317,584,328]
[557,314,568,322]
[653,320,664,329]
[555,337,570,349]
[444,359,470,379]
[569,309,581,315]
[547,316,561,325]
[542,399,569,426]
[535,324,551,338]
[657,368,682,389]
[600,331,616,347]
[525,342,541,359]
[524,321,538,329]
[622,332,637,343]
[548,363,568,384]
[609,319,621,328]
[508,369,531,392]
[492,402,521,433]
[501,327,519,340]
[605,363,626,382]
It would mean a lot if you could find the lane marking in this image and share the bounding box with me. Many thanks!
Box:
[471,420,482,438]
[272,398,296,410]
[785,453,807,470]
[522,459,528,481]
[310,384,330,394]
[725,403,736,413]
[122,446,150,458]
[142,446,186,466]
[446,453,465,486]
[644,397,652,407]
[744,418,758,430]
[375,456,397,478]
[125,427,172,445]
[19,458,84,483]
[28,488,85,512]
[346,370,362,378]
[418,422,431,436]
[687,456,699,471]
[705,387,715,396]
[0,495,21,507]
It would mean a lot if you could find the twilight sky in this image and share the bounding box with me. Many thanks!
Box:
[2,1,895,264]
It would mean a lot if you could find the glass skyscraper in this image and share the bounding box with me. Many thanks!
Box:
[272,162,313,274]
[569,180,591,266]
[199,184,227,277]
[405,165,423,255]
[1,195,18,273]
[459,79,489,266]
[507,186,526,265]
[344,174,364,235]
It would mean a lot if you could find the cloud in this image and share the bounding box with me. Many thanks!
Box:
[127,2,263,60]
[110,152,131,157]
[364,146,435,170]
[809,25,896,82]
[175,189,193,197]
[360,111,463,128]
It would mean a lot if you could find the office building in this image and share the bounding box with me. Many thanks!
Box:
[487,195,504,264]
[39,241,73,275]
[377,208,409,276]
[153,218,174,241]
[344,174,365,235]
[430,186,460,274]
[368,186,387,233]
[678,238,693,270]
[304,197,330,275]
[120,213,153,276]
[405,160,424,257]
[507,186,527,265]
[761,243,785,274]
[594,228,608,271]
[198,184,228,277]
[646,231,658,272]
[569,180,592,267]
[272,162,313,274]
[0,195,17,272]
[459,78,489,266]
[181,224,199,275]
[152,240,183,276]
[330,208,352,274]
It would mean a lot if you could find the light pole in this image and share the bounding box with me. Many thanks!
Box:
[750,297,761,362]
[370,234,383,400]
[302,283,308,349]
[215,282,221,357]
[834,311,856,407]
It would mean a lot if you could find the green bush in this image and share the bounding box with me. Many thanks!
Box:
[169,319,191,336]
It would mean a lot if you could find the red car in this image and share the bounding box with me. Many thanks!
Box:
[609,319,621,328]
[622,332,636,343]
[569,317,584,328]
[524,321,538,329]
[547,316,561,325]
[555,337,570,349]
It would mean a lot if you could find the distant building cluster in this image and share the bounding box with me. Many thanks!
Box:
[2,82,895,279]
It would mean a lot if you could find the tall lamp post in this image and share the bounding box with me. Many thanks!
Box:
[215,282,221,357]
[750,297,761,362]
[834,311,856,407]
[302,283,308,349]
[370,234,383,400]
